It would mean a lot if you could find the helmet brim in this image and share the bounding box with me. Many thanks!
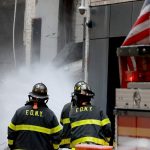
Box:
[29,92,49,99]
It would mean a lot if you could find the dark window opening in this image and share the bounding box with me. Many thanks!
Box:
[107,36,125,143]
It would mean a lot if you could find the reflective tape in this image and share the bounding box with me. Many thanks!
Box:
[71,137,109,147]
[61,118,70,124]
[101,118,111,126]
[71,119,101,128]
[71,118,110,128]
[8,122,16,130]
[8,139,13,145]
[53,143,59,150]
[8,122,62,134]
[60,138,71,145]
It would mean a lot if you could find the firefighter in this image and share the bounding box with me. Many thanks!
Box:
[60,102,72,149]
[69,81,112,148]
[59,93,76,149]
[7,83,62,150]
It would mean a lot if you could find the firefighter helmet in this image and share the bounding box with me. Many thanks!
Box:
[74,81,94,97]
[29,83,49,100]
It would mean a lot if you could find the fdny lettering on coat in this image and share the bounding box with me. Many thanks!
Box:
[25,110,43,117]
[76,106,92,112]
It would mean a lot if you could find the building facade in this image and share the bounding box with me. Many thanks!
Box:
[86,0,144,141]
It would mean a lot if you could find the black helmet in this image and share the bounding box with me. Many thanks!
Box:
[74,81,94,98]
[29,83,49,100]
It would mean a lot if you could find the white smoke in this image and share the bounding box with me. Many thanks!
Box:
[0,64,76,149]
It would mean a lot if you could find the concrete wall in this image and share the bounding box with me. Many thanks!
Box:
[74,1,84,43]
[35,0,59,63]
[0,2,25,78]
[35,0,83,64]
[90,0,136,6]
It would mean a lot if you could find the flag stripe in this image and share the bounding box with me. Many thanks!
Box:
[122,28,150,45]
[122,0,150,46]
[139,3,150,17]
[137,36,150,44]
[123,19,150,42]
[133,12,150,27]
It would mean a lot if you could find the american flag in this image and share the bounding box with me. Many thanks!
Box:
[122,0,150,46]
[121,0,150,71]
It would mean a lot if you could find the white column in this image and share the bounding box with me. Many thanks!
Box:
[23,0,36,66]
[84,0,90,82]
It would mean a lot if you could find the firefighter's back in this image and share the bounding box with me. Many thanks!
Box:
[69,104,111,147]
[12,105,57,150]
[8,83,62,150]
[69,81,112,148]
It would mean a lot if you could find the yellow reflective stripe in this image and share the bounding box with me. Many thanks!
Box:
[71,119,101,128]
[15,124,62,134]
[62,118,70,124]
[8,122,16,130]
[71,137,109,147]
[72,148,75,150]
[53,143,59,149]
[8,139,13,145]
[60,138,71,145]
[51,125,62,134]
[106,137,111,142]
[101,118,111,126]
[16,125,50,134]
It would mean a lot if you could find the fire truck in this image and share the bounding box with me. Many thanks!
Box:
[114,45,150,149]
